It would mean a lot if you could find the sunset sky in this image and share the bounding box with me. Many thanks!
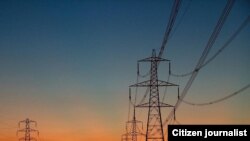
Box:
[0,0,249,141]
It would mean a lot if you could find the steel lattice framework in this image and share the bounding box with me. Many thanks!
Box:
[17,118,39,141]
[130,49,178,141]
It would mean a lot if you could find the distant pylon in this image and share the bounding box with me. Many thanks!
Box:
[121,106,145,141]
[130,49,178,141]
[17,118,39,141]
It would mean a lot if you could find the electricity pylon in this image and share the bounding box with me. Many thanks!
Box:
[17,118,39,141]
[130,49,178,141]
[121,106,145,141]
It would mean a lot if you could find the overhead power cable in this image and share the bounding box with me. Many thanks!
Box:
[170,0,192,38]
[158,0,182,58]
[161,74,171,105]
[179,83,250,106]
[164,0,235,126]
[170,15,250,77]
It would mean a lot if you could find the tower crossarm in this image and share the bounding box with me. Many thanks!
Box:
[138,57,170,62]
[130,80,178,87]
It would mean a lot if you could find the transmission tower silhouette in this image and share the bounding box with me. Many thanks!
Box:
[122,106,145,141]
[17,118,39,141]
[130,49,178,141]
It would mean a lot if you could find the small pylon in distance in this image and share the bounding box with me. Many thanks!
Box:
[121,106,145,141]
[17,118,39,141]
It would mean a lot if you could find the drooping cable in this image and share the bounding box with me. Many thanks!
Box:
[158,0,182,58]
[164,0,235,126]
[179,83,250,106]
[170,15,250,77]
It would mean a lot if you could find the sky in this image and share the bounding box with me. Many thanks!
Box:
[0,0,249,141]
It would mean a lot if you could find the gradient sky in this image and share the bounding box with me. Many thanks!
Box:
[0,0,249,141]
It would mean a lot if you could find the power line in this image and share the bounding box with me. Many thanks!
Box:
[138,87,149,106]
[161,74,171,105]
[158,0,182,58]
[179,83,250,106]
[170,0,192,39]
[199,15,250,68]
[170,15,250,77]
[164,0,235,126]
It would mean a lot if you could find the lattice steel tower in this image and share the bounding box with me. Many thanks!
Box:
[17,118,39,141]
[130,49,178,141]
[121,106,145,141]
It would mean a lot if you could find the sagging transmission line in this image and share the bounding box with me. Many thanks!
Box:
[170,0,192,39]
[179,83,250,106]
[163,0,236,126]
[170,15,250,77]
[158,0,182,58]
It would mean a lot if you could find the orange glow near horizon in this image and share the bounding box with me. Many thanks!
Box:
[1,79,249,141]
[1,103,250,141]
